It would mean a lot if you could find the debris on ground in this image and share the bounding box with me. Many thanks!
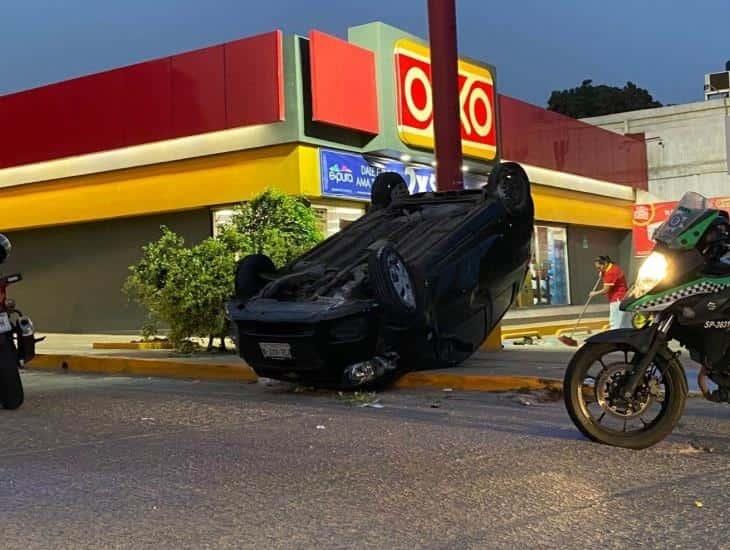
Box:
[430,400,441,408]
[443,388,453,393]
[676,441,715,455]
[537,387,563,402]
[690,441,715,453]
[516,396,533,407]
[360,401,384,409]
[336,391,379,406]
[695,500,704,508]
[316,425,326,430]
[512,335,542,346]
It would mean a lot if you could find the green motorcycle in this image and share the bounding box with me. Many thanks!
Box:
[564,192,730,449]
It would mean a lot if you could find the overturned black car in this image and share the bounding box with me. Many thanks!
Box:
[227,162,534,388]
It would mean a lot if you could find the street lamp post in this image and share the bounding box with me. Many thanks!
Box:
[427,0,463,191]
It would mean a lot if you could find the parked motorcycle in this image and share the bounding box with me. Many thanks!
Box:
[0,234,41,410]
[564,191,730,448]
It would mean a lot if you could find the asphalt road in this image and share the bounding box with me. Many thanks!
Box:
[2,371,730,549]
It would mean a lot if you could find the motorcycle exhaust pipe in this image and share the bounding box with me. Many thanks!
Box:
[698,365,723,403]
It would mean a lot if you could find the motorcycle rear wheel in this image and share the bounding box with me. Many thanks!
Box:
[564,342,685,449]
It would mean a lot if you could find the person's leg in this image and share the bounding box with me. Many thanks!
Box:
[619,307,633,329]
[609,301,620,329]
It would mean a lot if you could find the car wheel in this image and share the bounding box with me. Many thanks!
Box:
[484,162,531,216]
[368,244,417,318]
[371,172,409,210]
[234,254,275,301]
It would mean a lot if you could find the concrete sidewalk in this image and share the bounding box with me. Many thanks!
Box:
[31,333,701,393]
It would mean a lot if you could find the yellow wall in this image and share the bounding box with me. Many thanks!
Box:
[0,144,321,232]
[532,184,632,229]
[0,143,631,233]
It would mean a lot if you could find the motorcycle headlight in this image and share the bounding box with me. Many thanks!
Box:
[631,252,668,298]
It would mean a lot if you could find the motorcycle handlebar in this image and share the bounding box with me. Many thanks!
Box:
[0,273,22,288]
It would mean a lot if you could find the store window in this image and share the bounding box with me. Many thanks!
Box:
[309,203,366,238]
[516,225,571,308]
[212,207,236,238]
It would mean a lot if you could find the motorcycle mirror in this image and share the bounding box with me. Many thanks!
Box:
[0,234,11,264]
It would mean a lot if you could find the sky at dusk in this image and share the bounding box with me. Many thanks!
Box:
[1,0,727,107]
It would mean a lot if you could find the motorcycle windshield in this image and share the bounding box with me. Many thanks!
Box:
[653,192,712,247]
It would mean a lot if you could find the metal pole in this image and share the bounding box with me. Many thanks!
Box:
[427,0,463,191]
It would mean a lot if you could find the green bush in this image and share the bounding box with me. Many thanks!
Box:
[219,188,323,267]
[124,189,323,350]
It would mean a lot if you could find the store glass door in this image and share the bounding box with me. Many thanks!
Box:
[517,225,571,307]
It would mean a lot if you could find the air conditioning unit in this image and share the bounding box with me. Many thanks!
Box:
[705,68,730,101]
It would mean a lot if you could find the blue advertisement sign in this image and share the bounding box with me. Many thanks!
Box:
[320,149,437,200]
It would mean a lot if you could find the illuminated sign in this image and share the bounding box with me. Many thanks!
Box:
[394,39,497,161]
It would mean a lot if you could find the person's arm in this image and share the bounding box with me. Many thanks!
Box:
[590,283,613,298]
[590,268,615,298]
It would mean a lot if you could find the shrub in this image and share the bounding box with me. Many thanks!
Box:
[124,189,323,350]
[219,188,323,267]
[125,232,237,350]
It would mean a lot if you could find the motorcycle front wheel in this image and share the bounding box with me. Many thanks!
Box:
[564,342,686,449]
[0,339,23,410]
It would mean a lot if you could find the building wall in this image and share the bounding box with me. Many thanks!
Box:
[584,99,730,201]
[2,210,211,333]
[500,95,647,190]
[0,144,320,233]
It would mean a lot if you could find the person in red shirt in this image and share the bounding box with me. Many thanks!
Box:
[590,255,630,329]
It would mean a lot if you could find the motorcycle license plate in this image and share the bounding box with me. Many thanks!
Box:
[0,313,12,334]
[259,342,292,360]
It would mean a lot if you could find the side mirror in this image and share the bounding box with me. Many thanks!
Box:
[0,234,11,264]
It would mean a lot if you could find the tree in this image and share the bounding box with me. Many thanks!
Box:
[124,189,323,351]
[219,188,323,268]
[547,79,662,118]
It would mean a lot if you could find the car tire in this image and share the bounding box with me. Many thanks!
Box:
[234,254,275,301]
[368,244,417,319]
[371,172,409,210]
[484,162,531,216]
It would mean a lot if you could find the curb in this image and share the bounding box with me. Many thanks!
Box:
[502,319,608,340]
[92,341,173,351]
[28,354,258,383]
[27,353,563,393]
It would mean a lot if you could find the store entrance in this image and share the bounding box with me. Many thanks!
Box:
[515,224,630,310]
[516,225,570,308]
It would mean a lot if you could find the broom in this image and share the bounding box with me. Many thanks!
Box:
[558,275,603,347]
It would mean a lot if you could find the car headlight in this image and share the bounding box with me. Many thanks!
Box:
[631,252,668,298]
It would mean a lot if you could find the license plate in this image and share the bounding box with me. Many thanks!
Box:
[259,342,292,360]
[0,313,11,334]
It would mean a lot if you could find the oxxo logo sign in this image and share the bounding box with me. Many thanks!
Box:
[394,39,497,161]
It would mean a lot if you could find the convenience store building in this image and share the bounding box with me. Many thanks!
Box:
[0,22,647,333]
